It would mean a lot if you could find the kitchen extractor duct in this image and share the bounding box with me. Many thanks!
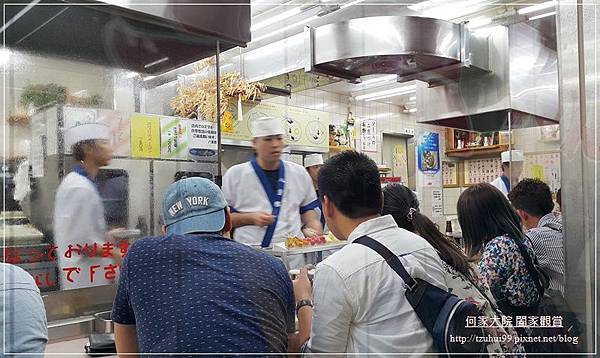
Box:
[416,22,559,131]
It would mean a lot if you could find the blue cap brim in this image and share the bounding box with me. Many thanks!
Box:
[165,209,226,235]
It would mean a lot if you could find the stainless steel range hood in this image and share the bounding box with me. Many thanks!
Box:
[4,0,250,75]
[304,16,490,85]
[416,22,559,131]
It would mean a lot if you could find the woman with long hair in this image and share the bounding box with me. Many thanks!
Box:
[456,183,541,317]
[382,184,524,355]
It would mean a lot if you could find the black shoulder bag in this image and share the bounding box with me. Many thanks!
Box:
[354,236,487,356]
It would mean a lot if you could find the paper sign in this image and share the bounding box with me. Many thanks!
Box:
[160,117,189,159]
[432,189,444,218]
[99,110,131,157]
[188,120,218,161]
[130,114,160,158]
[531,165,545,181]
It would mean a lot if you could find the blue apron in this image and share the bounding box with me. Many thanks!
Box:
[250,158,285,247]
[500,175,511,192]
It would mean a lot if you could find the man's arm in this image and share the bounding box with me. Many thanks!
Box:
[114,323,140,358]
[231,212,275,228]
[289,267,313,352]
[301,210,323,236]
[304,264,352,353]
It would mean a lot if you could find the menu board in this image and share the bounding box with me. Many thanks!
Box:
[464,158,502,185]
[131,114,161,158]
[222,101,329,149]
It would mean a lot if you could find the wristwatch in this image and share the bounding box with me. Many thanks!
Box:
[296,299,313,313]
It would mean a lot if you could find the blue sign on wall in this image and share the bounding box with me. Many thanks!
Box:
[417,132,440,174]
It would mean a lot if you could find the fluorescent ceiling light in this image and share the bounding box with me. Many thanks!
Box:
[143,75,156,81]
[251,7,302,32]
[528,11,556,20]
[355,84,416,101]
[357,74,397,86]
[467,17,492,29]
[144,56,169,69]
[252,15,318,43]
[409,96,416,101]
[518,1,556,15]
[341,0,367,9]
[366,90,415,102]
[409,108,417,113]
[125,71,138,79]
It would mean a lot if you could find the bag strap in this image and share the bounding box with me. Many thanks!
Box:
[354,236,418,291]
[510,234,545,298]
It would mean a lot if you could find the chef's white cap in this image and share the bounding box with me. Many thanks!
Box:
[304,154,324,168]
[251,117,284,138]
[501,150,524,163]
[64,122,110,149]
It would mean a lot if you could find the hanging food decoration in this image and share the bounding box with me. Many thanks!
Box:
[171,56,267,122]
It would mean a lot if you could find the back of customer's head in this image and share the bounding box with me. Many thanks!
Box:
[162,177,230,236]
[457,183,524,258]
[508,178,554,218]
[318,151,382,219]
[382,184,473,279]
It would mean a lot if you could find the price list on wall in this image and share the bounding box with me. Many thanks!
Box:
[464,158,502,185]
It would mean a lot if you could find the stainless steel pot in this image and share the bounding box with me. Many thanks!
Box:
[93,311,114,334]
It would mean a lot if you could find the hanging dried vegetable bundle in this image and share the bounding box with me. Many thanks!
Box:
[171,57,266,121]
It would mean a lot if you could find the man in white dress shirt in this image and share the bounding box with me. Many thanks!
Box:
[293,151,447,356]
[222,117,322,249]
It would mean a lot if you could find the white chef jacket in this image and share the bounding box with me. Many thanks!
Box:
[222,160,318,246]
[306,215,447,356]
[54,171,116,290]
[490,175,510,196]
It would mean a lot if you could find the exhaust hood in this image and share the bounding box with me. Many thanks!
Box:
[4,0,250,75]
[416,22,559,131]
[304,16,490,85]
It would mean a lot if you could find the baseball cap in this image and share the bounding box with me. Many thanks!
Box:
[162,177,227,235]
[251,116,284,138]
[501,150,524,163]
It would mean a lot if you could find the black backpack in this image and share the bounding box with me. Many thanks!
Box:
[354,236,487,356]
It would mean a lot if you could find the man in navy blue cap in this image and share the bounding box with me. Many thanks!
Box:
[112,177,299,355]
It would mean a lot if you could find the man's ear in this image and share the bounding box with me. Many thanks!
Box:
[516,208,529,222]
[161,226,166,235]
[223,207,233,234]
[322,195,334,219]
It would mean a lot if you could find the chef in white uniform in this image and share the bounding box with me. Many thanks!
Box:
[304,154,327,233]
[222,117,323,249]
[54,121,118,290]
[490,149,524,196]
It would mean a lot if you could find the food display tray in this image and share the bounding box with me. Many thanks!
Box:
[271,241,347,255]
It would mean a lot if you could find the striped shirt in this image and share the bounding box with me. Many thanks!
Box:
[526,213,565,294]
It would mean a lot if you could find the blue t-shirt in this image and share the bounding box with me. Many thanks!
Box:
[112,234,295,356]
